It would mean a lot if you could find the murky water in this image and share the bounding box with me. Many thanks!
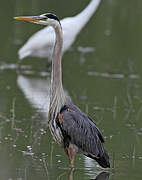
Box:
[0,0,142,179]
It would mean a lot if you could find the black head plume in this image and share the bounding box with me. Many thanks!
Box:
[44,13,60,23]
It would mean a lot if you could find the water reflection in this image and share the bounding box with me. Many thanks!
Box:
[68,169,109,180]
[17,74,50,117]
[1,0,142,179]
[94,172,110,180]
[67,169,109,180]
[17,74,110,179]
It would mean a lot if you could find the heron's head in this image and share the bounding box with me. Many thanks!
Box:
[14,13,60,27]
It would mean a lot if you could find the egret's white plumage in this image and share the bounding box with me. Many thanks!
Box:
[18,0,101,60]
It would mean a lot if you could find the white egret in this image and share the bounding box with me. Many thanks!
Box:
[18,0,101,60]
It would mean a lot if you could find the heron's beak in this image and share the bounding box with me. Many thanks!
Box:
[13,16,41,22]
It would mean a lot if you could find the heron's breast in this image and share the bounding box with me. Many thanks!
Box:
[49,119,64,146]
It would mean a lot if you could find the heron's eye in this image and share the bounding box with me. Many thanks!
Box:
[41,17,47,20]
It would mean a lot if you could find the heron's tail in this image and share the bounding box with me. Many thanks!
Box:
[86,150,110,168]
[94,150,110,168]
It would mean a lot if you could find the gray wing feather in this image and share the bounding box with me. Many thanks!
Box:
[61,104,105,157]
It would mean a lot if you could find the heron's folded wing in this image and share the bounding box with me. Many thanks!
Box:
[61,107,105,157]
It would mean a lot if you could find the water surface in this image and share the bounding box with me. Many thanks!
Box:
[0,0,142,179]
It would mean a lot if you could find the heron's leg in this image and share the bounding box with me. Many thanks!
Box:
[68,168,73,180]
[67,144,75,169]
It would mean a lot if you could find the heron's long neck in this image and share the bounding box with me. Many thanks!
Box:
[51,24,63,91]
[50,22,66,117]
[74,0,100,32]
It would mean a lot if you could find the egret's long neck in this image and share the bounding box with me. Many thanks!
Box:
[49,22,66,119]
[74,0,100,32]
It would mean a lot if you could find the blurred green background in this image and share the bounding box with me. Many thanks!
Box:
[0,0,142,179]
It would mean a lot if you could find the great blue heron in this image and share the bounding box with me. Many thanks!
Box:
[14,13,110,169]
[18,0,101,60]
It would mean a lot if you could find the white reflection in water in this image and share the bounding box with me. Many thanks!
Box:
[17,75,50,118]
[17,74,109,179]
[88,71,140,79]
